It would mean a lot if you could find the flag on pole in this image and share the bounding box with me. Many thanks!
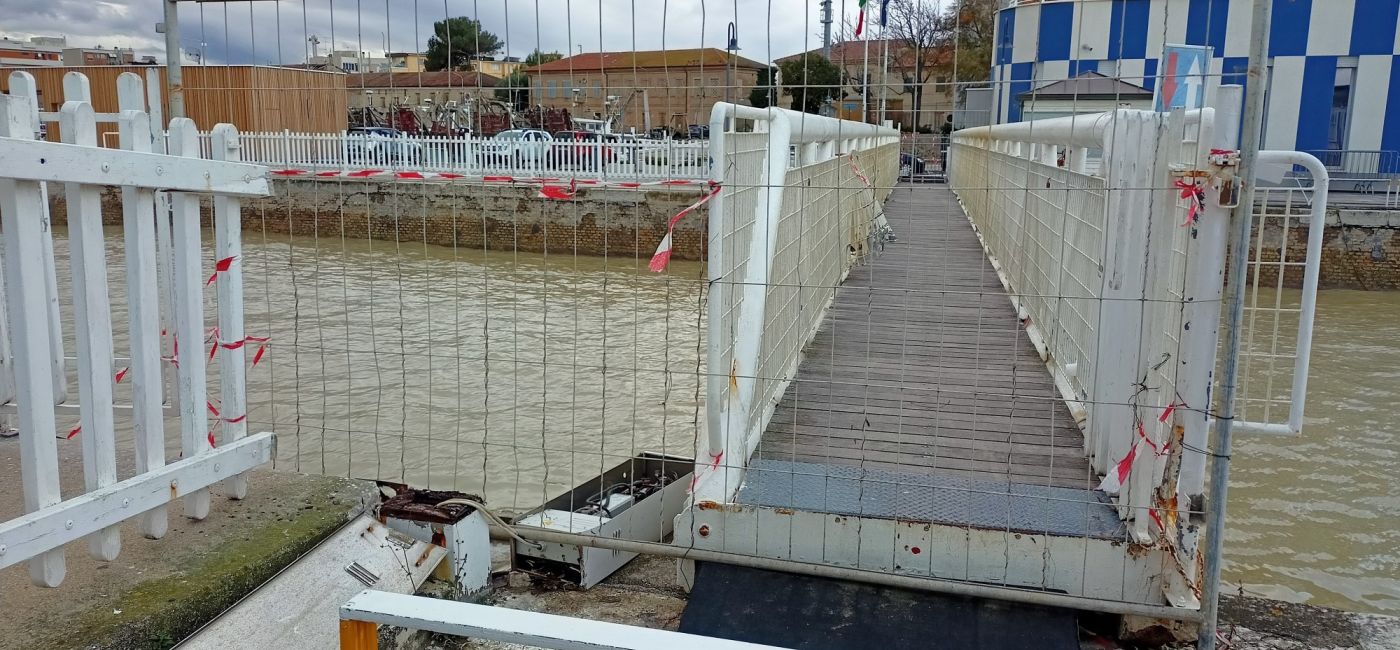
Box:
[855,0,869,37]
[879,0,892,28]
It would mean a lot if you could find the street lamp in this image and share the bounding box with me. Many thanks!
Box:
[725,22,739,128]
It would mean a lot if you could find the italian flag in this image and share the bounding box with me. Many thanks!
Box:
[855,0,869,37]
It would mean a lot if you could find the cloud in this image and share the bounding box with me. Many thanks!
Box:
[2,0,872,66]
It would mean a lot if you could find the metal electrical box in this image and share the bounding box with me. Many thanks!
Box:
[512,453,692,588]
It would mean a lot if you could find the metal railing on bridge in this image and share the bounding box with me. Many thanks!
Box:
[949,107,1327,605]
[691,104,900,502]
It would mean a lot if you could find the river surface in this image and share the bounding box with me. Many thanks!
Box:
[37,228,1400,615]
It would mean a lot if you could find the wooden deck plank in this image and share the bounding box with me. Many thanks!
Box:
[756,182,1091,488]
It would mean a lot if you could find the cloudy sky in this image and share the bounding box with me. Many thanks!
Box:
[1,0,913,66]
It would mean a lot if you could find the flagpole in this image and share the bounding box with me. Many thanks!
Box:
[879,28,889,124]
[862,18,871,122]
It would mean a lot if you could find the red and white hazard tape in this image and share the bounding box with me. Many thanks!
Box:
[206,255,238,286]
[206,327,271,367]
[848,154,872,187]
[1098,405,1179,494]
[1174,178,1206,226]
[269,168,714,192]
[687,450,727,494]
[649,181,722,272]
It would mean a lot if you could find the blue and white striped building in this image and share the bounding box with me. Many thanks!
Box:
[991,0,1400,154]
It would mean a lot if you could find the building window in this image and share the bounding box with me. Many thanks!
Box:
[1330,65,1355,151]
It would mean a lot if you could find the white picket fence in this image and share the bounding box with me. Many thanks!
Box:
[0,70,275,587]
[191,129,712,181]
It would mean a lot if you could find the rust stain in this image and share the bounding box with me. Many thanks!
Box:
[379,487,482,524]
[1216,178,1235,204]
[773,507,795,516]
[729,360,738,391]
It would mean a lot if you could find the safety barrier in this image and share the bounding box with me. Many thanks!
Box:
[949,108,1327,606]
[692,103,900,503]
[0,71,275,586]
[186,129,712,182]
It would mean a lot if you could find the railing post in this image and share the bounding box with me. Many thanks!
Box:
[210,124,251,499]
[1091,111,1173,537]
[116,80,171,541]
[167,119,213,521]
[0,92,67,587]
[60,75,122,562]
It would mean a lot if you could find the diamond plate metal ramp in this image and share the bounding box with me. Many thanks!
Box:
[679,562,1080,650]
[738,459,1125,540]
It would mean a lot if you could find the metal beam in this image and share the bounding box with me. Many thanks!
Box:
[0,433,275,569]
[1199,0,1274,647]
[0,134,270,196]
[501,525,1205,623]
[341,590,790,650]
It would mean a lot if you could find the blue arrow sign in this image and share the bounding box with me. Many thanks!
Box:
[1155,44,1212,112]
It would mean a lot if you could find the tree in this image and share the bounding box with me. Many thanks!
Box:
[934,0,997,88]
[424,17,502,71]
[495,70,531,108]
[524,49,563,67]
[748,66,778,108]
[779,55,843,114]
[883,0,944,130]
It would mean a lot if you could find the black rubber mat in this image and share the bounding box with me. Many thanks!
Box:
[679,562,1080,650]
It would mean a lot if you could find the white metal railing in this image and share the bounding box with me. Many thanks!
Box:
[0,70,275,586]
[950,110,1209,606]
[949,107,1327,592]
[692,103,899,503]
[339,590,789,649]
[184,129,712,182]
[1237,152,1329,437]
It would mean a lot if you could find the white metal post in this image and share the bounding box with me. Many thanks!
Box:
[1200,0,1273,645]
[0,94,67,587]
[117,74,171,540]
[8,74,69,407]
[167,118,212,521]
[59,74,123,561]
[210,123,250,499]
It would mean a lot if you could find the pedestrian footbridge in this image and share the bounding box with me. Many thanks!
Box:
[678,103,1327,626]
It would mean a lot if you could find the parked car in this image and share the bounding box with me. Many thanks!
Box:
[484,129,554,167]
[605,134,640,165]
[687,124,710,140]
[551,130,616,169]
[900,152,927,178]
[346,126,422,165]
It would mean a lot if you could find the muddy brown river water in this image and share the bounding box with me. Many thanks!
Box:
[34,228,1400,615]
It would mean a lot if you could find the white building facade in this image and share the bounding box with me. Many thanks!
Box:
[991,0,1400,155]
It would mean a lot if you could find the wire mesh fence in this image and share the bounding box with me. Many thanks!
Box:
[0,0,1350,632]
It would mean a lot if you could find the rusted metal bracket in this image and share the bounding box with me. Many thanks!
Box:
[375,481,482,525]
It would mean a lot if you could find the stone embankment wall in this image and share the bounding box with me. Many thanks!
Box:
[49,179,711,262]
[1251,209,1400,290]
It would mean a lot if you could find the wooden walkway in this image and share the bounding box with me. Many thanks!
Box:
[756,183,1094,489]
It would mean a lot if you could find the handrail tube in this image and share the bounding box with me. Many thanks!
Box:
[955,108,1213,149]
[706,104,792,466]
[701,103,895,498]
[1240,150,1328,435]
